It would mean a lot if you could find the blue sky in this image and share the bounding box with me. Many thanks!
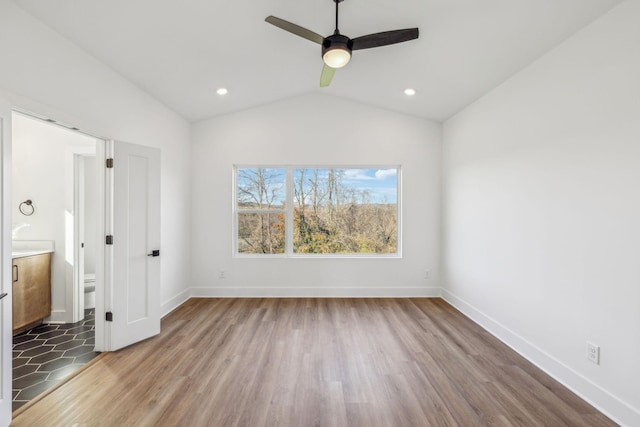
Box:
[340,168,398,204]
[295,168,398,204]
[238,167,398,206]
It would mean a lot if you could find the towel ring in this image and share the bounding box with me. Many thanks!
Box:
[19,200,35,216]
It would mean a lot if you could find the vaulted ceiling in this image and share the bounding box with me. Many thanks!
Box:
[13,0,620,122]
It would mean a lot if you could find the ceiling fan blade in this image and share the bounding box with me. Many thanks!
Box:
[265,16,324,45]
[320,64,336,87]
[351,28,419,51]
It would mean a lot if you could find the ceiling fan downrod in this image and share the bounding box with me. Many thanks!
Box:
[334,0,343,34]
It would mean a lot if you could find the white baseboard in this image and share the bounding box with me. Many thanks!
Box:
[191,286,442,298]
[160,288,192,318]
[46,309,68,324]
[441,289,639,427]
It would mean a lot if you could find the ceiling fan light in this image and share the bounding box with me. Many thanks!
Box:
[322,34,352,69]
[323,47,351,68]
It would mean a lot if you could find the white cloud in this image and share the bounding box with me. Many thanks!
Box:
[375,169,397,180]
[344,169,374,180]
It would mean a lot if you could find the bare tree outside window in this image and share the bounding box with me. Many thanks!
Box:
[236,168,286,254]
[235,166,399,256]
[293,168,397,254]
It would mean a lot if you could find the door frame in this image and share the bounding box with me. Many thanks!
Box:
[72,154,86,322]
[93,141,106,351]
[72,150,100,323]
[1,100,13,426]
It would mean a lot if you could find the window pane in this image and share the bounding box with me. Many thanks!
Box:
[293,168,398,254]
[237,168,286,210]
[237,212,285,254]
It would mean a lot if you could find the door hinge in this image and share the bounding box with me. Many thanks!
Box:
[106,158,114,168]
[106,235,113,245]
[105,312,113,322]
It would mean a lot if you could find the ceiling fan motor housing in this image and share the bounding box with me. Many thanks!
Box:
[322,34,353,68]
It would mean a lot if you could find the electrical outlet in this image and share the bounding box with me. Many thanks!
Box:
[586,342,600,365]
[219,270,226,279]
[424,270,430,279]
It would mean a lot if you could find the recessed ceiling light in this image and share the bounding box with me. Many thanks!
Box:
[216,88,228,96]
[404,88,416,96]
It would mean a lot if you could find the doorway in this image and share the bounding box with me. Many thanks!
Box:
[10,112,101,410]
[73,153,98,322]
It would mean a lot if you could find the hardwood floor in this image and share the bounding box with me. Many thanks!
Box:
[12,298,616,426]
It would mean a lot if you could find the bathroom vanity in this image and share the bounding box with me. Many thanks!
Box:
[12,241,54,334]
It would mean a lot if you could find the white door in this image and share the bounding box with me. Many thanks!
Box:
[105,140,161,351]
[0,99,12,425]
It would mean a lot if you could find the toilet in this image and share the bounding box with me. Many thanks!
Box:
[84,273,96,309]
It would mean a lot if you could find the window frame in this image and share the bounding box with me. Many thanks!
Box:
[233,165,402,259]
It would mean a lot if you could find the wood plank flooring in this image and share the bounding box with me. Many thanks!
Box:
[12,298,616,426]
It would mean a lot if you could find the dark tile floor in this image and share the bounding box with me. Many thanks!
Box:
[12,309,99,411]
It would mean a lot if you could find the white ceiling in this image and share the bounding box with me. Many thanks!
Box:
[14,0,620,123]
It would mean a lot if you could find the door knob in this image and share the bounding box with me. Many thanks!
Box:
[147,250,160,257]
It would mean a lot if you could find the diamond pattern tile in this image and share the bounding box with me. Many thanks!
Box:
[53,340,83,351]
[30,351,63,365]
[63,345,95,358]
[13,357,30,368]
[21,346,55,358]
[12,309,99,412]
[47,364,84,381]
[13,364,38,379]
[13,340,45,351]
[13,335,33,345]
[44,335,74,345]
[37,330,66,340]
[30,325,57,334]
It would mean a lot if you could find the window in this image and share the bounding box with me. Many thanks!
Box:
[235,166,400,257]
[236,168,286,254]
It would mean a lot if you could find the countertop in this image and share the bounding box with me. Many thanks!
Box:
[11,240,55,259]
[12,249,54,259]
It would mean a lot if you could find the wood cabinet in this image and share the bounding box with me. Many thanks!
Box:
[12,253,52,334]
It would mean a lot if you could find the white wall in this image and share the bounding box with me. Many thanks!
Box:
[12,113,96,322]
[442,1,640,425]
[191,93,441,296]
[0,0,192,313]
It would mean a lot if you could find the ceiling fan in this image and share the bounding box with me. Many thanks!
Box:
[265,0,419,87]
